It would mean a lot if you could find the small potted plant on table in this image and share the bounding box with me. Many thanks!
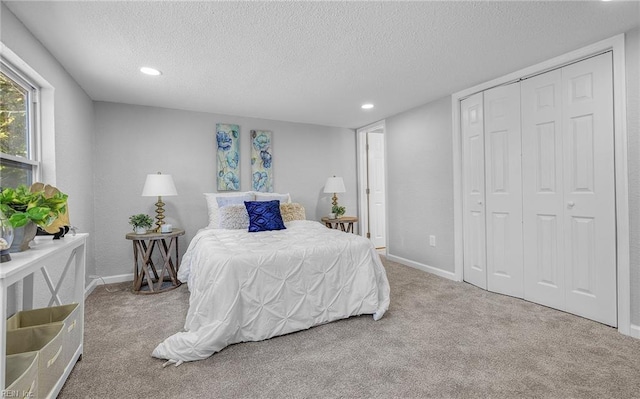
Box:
[129,214,153,234]
[331,205,346,219]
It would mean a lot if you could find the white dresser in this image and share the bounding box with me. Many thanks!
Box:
[1,233,88,398]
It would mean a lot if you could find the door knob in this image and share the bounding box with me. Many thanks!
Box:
[567,201,575,209]
[477,200,483,205]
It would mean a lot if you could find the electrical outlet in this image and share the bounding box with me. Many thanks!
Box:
[429,235,436,247]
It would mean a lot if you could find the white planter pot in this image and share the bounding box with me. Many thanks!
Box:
[134,226,147,234]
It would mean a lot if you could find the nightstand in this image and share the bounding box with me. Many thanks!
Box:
[321,216,358,234]
[125,228,185,294]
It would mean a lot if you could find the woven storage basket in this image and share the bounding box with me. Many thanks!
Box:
[6,323,64,399]
[5,352,38,399]
[7,303,80,369]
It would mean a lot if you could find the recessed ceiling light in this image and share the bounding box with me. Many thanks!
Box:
[361,103,374,110]
[140,67,162,76]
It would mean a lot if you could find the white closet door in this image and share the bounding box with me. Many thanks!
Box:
[484,84,523,297]
[522,69,565,309]
[367,131,386,249]
[562,52,616,327]
[462,92,487,289]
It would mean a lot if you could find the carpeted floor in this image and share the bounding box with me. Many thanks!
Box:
[59,257,640,398]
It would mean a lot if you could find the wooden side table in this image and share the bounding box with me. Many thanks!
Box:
[125,228,185,294]
[321,216,358,234]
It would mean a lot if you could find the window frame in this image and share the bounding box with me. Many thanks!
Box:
[1,57,42,186]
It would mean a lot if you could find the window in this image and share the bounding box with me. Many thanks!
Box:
[0,61,39,188]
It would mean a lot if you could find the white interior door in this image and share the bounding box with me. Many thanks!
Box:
[562,52,616,327]
[522,68,566,309]
[484,83,523,298]
[461,93,487,289]
[367,131,386,249]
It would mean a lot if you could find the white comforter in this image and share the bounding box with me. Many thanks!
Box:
[152,220,390,363]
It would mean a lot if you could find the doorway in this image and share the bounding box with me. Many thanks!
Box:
[357,121,386,250]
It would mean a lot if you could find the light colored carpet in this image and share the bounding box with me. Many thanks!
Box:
[59,257,640,398]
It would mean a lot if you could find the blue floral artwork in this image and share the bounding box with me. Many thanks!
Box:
[250,130,273,192]
[216,124,240,191]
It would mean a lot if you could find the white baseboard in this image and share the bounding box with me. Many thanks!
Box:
[630,323,640,339]
[386,254,457,281]
[84,273,133,298]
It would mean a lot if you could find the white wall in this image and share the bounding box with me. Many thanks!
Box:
[385,97,454,272]
[1,4,96,273]
[93,102,356,277]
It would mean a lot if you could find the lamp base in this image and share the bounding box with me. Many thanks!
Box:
[154,196,166,232]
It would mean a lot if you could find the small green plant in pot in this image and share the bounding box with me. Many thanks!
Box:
[0,185,68,228]
[129,214,153,234]
[331,205,346,218]
[0,184,68,253]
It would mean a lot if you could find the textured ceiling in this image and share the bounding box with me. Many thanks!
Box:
[4,1,640,129]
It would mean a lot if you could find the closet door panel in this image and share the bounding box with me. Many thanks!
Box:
[562,52,616,327]
[522,69,565,309]
[462,93,487,289]
[484,84,523,297]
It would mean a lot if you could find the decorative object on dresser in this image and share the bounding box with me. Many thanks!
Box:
[216,123,240,191]
[0,184,68,256]
[128,213,154,234]
[0,209,13,262]
[125,228,185,294]
[250,130,273,192]
[141,172,178,233]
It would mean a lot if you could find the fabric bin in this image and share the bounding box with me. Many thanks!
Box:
[7,303,81,369]
[5,352,38,399]
[6,323,65,399]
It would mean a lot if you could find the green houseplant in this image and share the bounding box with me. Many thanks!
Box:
[331,205,346,218]
[0,185,68,228]
[0,184,68,252]
[129,213,153,234]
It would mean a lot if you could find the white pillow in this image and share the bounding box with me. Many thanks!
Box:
[204,192,254,228]
[218,205,250,229]
[253,192,291,203]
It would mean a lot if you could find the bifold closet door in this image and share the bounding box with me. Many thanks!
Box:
[522,68,565,310]
[484,83,523,297]
[562,53,616,327]
[461,92,487,289]
[522,52,616,327]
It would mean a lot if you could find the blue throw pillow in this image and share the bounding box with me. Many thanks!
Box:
[244,200,286,232]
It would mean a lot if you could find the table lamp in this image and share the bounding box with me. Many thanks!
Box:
[142,172,178,232]
[323,176,346,207]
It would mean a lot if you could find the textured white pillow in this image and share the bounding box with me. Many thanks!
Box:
[253,192,291,203]
[218,205,250,229]
[204,192,254,228]
[280,203,306,222]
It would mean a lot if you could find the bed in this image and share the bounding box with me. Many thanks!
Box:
[152,195,390,364]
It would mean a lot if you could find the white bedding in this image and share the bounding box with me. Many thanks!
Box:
[152,220,390,363]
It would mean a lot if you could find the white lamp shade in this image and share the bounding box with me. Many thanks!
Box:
[141,173,178,197]
[323,176,346,193]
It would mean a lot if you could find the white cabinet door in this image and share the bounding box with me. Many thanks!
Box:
[462,92,487,289]
[522,68,566,309]
[562,52,616,327]
[484,83,523,297]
